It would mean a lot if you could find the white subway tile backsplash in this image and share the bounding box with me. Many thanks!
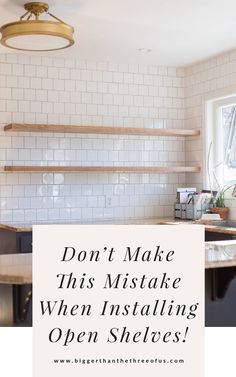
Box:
[36,89,47,102]
[30,77,41,89]
[36,66,47,78]
[0,63,11,75]
[0,54,186,223]
[7,75,18,88]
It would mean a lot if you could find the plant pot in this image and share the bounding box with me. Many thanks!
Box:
[211,207,229,220]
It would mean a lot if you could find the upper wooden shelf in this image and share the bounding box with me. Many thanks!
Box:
[4,124,201,137]
[1,166,201,173]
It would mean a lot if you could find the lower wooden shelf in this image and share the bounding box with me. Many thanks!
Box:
[4,123,201,137]
[1,166,201,173]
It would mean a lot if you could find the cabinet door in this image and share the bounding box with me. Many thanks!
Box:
[16,232,32,253]
[205,231,233,242]
[13,285,32,326]
[0,228,17,254]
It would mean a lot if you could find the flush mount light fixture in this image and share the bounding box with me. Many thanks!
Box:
[0,2,74,51]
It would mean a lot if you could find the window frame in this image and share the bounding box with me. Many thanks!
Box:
[205,95,236,190]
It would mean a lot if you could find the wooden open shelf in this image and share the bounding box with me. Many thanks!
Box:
[4,123,201,137]
[2,166,201,173]
[3,124,201,174]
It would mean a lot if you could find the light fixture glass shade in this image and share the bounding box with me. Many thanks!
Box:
[3,35,71,51]
[0,3,74,51]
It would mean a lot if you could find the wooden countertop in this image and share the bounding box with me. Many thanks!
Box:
[146,219,236,235]
[0,254,32,284]
[204,225,236,235]
[0,223,32,232]
[0,218,176,233]
[1,218,236,235]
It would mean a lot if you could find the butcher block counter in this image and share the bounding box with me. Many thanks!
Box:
[1,217,236,235]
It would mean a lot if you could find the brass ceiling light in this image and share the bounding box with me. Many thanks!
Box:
[0,2,74,51]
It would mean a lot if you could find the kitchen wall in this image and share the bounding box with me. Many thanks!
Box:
[185,49,236,219]
[0,54,185,223]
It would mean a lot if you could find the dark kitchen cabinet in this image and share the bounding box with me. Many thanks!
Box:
[205,231,235,242]
[0,227,32,326]
[205,230,236,327]
[0,228,32,254]
[205,266,236,326]
[13,285,32,326]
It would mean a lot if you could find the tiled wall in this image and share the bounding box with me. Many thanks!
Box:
[0,54,186,223]
[184,49,236,218]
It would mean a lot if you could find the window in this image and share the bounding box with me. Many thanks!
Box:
[220,103,236,182]
[207,96,236,188]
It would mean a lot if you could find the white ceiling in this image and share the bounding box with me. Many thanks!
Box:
[0,0,236,66]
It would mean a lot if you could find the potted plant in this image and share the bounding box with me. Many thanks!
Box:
[210,186,230,220]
